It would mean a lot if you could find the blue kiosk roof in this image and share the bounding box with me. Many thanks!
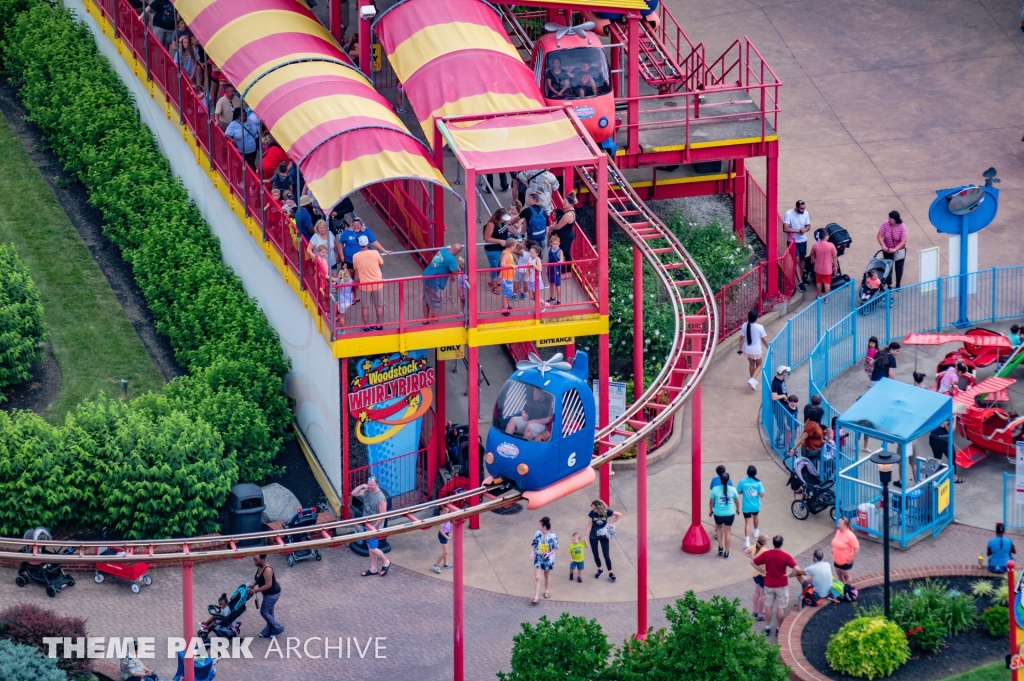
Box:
[836,378,952,444]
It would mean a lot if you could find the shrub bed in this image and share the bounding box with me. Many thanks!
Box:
[0,242,46,396]
[0,603,88,679]
[0,0,291,537]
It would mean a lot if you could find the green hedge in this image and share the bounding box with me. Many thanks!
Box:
[0,242,46,395]
[0,0,293,537]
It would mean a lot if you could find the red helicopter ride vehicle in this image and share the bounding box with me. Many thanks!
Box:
[531,21,617,154]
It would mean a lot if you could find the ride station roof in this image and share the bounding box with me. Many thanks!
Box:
[374,0,545,144]
[838,378,952,444]
[438,108,600,173]
[174,0,450,211]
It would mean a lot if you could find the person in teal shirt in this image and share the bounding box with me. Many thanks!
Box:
[1010,324,1021,348]
[736,465,766,550]
[708,472,740,559]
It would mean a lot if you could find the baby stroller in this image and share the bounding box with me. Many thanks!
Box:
[802,222,852,289]
[198,584,249,649]
[15,528,76,597]
[282,507,322,567]
[857,251,892,313]
[787,457,836,521]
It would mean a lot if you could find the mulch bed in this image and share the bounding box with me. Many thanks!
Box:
[800,576,1007,681]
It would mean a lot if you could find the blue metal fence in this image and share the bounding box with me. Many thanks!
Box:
[763,265,1024,533]
[1005,472,1024,531]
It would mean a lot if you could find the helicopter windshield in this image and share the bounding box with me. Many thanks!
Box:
[493,380,555,442]
[543,47,610,101]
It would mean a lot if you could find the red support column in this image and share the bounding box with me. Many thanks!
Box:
[596,155,610,502]
[432,357,444,499]
[358,0,372,80]
[330,0,343,42]
[465,168,480,530]
[626,15,641,155]
[733,158,746,240]
[453,519,465,681]
[182,562,194,681]
[765,143,780,296]
[633,244,648,639]
[341,358,351,518]
[433,126,446,246]
[1009,561,1018,681]
[681,385,710,553]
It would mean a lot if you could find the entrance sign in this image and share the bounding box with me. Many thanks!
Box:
[537,336,574,348]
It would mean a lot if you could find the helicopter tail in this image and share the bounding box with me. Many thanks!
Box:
[523,466,596,509]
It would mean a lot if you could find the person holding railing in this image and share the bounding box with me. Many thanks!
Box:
[482,208,512,294]
[422,243,463,321]
[770,365,791,448]
[353,235,385,332]
[550,191,578,268]
[146,0,176,49]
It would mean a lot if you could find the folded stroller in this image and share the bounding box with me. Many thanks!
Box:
[787,457,835,520]
[15,528,76,597]
[282,507,322,567]
[198,584,249,649]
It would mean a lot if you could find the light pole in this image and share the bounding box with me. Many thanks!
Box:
[871,449,898,619]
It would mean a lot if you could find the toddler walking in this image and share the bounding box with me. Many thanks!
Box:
[568,532,586,583]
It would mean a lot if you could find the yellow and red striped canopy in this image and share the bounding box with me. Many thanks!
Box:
[442,110,596,172]
[173,0,449,209]
[374,0,545,144]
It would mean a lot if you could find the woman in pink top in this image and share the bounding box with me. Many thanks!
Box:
[877,210,908,288]
[831,517,860,583]
[809,229,838,299]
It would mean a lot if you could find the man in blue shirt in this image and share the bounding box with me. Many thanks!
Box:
[224,107,261,168]
[987,522,1015,573]
[422,243,463,320]
[339,217,389,269]
[295,195,315,241]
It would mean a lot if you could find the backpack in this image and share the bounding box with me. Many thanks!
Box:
[525,205,548,239]
[801,581,822,607]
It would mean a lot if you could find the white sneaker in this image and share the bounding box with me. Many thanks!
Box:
[748,377,758,391]
[744,538,750,548]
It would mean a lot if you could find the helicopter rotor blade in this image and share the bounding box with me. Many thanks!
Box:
[544,22,567,33]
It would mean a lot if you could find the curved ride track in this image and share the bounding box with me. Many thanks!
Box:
[0,2,719,564]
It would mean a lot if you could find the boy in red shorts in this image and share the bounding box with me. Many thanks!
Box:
[810,229,838,301]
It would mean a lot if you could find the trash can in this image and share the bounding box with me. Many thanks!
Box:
[228,483,265,547]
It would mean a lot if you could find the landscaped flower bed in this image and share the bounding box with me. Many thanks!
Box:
[802,577,1007,680]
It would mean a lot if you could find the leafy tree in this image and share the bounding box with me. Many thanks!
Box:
[610,593,789,681]
[0,243,46,396]
[498,613,612,681]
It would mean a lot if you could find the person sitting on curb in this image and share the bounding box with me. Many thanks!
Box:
[987,522,1015,573]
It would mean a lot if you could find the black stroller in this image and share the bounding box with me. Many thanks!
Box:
[787,457,836,521]
[198,583,250,649]
[803,222,852,289]
[282,507,322,567]
[15,528,76,597]
[857,251,892,313]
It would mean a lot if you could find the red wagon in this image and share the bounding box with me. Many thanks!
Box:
[94,548,152,594]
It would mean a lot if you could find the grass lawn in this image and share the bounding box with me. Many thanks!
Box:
[0,114,163,419]
[942,660,1009,680]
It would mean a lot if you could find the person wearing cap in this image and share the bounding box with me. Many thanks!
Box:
[353,235,386,331]
[295,194,315,241]
[877,210,908,289]
[483,207,513,293]
[770,366,791,447]
[340,217,388,274]
[782,200,811,292]
[422,243,463,320]
[351,477,392,577]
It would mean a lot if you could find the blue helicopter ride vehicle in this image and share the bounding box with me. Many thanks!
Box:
[484,351,597,508]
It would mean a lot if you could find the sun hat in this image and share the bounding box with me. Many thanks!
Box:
[299,195,313,207]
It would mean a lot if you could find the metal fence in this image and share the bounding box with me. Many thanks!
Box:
[762,265,1024,486]
[1005,472,1024,531]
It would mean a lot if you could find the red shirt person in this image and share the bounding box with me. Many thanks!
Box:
[809,230,838,299]
[752,535,805,637]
